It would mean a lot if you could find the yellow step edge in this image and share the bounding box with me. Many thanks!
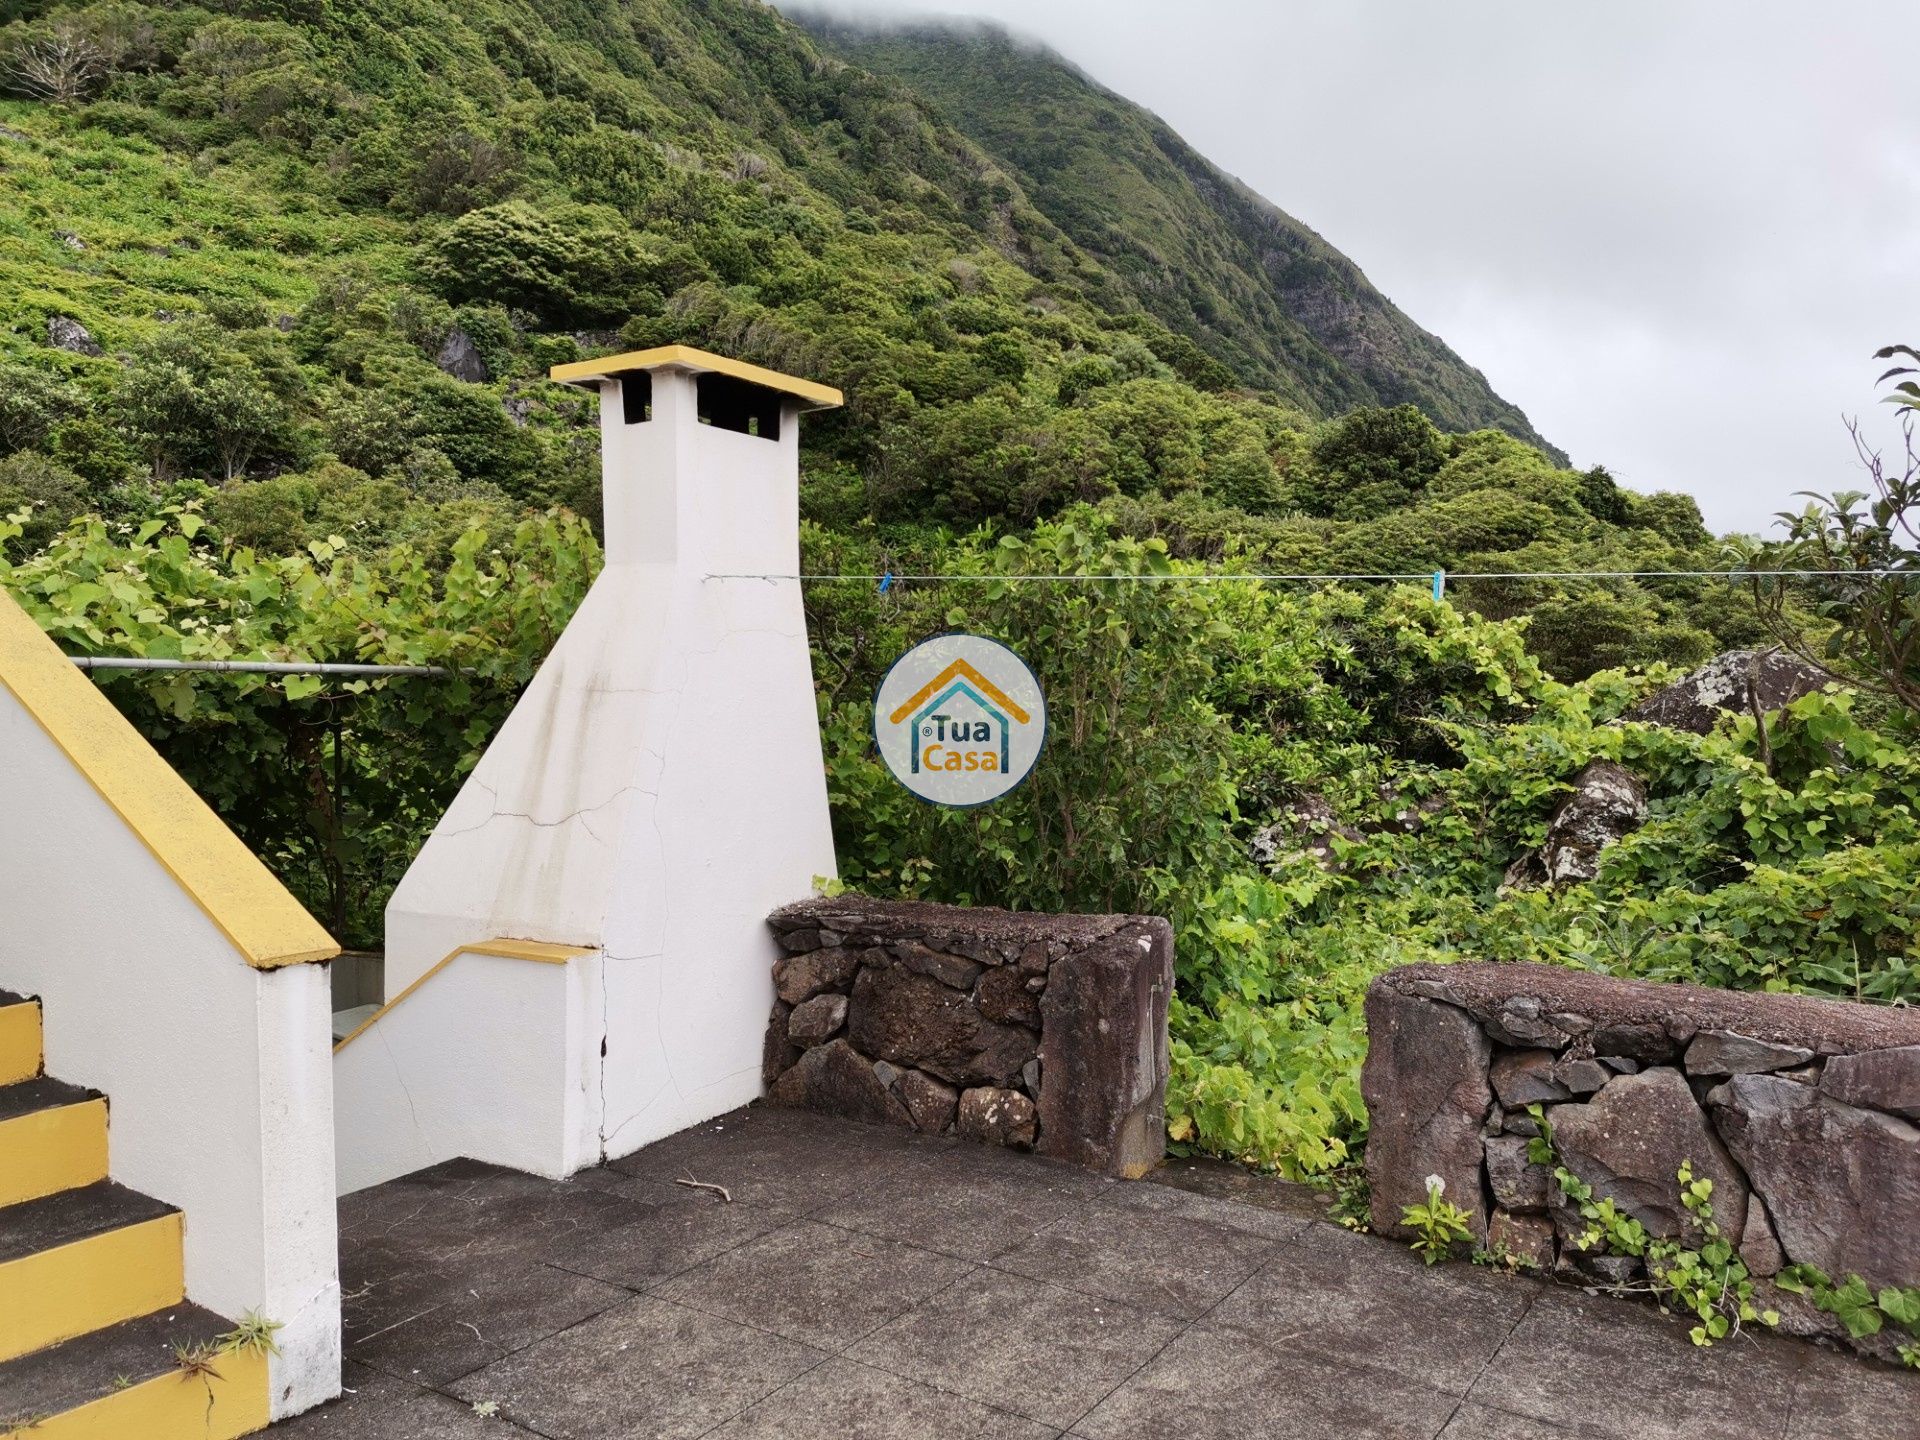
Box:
[0,1213,184,1364]
[0,1098,107,1209]
[0,1341,270,1440]
[0,1003,40,1086]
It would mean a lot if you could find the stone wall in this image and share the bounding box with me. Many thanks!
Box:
[1363,962,1920,1359]
[764,896,1172,1177]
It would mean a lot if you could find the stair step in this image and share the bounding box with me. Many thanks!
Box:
[0,1182,184,1364]
[0,992,36,1086]
[0,1077,108,1208]
[0,1304,270,1440]
[0,1075,96,1125]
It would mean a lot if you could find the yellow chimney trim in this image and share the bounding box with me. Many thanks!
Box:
[549,345,843,410]
[0,590,340,970]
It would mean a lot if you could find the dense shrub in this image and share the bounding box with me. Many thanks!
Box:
[813,514,1920,1177]
[419,203,654,325]
[0,501,598,943]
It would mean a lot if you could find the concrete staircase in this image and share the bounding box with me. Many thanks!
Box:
[0,991,270,1439]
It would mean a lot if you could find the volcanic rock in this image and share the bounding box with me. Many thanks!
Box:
[957,1086,1037,1148]
[848,964,1033,1087]
[1363,990,1492,1244]
[1549,1067,1748,1247]
[768,1040,912,1128]
[1820,1044,1920,1121]
[1626,649,1828,734]
[1711,1074,1920,1290]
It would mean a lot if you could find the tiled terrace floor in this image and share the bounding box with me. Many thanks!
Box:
[283,1104,1918,1439]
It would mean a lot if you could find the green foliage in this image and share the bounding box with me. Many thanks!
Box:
[0,362,81,453]
[1777,1264,1920,1363]
[0,499,598,945]
[0,0,1910,1203]
[1401,1175,1474,1265]
[216,1310,284,1358]
[0,0,1773,680]
[1744,357,1918,715]
[823,515,1240,915]
[806,508,1920,1177]
[113,319,295,482]
[806,18,1561,452]
[1296,405,1448,520]
[0,451,87,547]
[420,203,657,325]
[1546,1136,1778,1347]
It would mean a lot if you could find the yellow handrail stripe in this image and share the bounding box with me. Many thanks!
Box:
[0,591,338,970]
[332,938,595,1053]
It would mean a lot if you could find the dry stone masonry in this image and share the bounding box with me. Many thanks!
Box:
[1364,962,1920,1360]
[764,896,1173,1177]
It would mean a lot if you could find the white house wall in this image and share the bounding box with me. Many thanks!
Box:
[332,950,600,1193]
[0,686,340,1418]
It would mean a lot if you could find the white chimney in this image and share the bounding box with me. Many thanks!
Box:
[380,347,841,1169]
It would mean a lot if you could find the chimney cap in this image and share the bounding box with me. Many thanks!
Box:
[548,344,842,411]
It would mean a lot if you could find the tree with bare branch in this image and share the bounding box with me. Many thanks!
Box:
[1742,349,1920,717]
[1,19,119,105]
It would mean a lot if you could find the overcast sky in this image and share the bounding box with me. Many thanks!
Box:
[787,0,1920,536]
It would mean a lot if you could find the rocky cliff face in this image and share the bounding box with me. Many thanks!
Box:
[799,16,1561,454]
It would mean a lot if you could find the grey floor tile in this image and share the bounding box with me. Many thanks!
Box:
[342,1182,648,1327]
[446,1294,825,1440]
[1142,1156,1334,1224]
[610,1105,938,1212]
[653,1218,975,1347]
[1438,1403,1614,1439]
[339,1159,571,1253]
[815,1151,1104,1261]
[318,1120,1892,1440]
[855,1266,1183,1430]
[1785,1345,1920,1440]
[993,1199,1280,1319]
[1099,1175,1314,1243]
[349,1260,632,1385]
[538,1179,794,1290]
[1074,1319,1458,1440]
[1209,1222,1536,1395]
[928,1138,1116,1196]
[274,1366,542,1436]
[707,1355,1057,1439]
[1467,1287,1805,1440]
[339,1182,645,1351]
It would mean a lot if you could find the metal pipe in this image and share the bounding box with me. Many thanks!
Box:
[67,657,449,677]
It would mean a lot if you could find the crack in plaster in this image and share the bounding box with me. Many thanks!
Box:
[375,1027,425,1164]
[687,624,806,658]
[601,1084,673,1150]
[432,780,650,840]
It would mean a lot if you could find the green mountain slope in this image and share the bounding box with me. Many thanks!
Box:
[799,16,1559,456]
[0,0,1738,690]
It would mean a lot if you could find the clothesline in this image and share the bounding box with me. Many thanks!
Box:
[706,567,1912,587]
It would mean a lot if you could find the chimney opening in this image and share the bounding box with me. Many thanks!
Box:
[616,371,653,425]
[696,372,781,442]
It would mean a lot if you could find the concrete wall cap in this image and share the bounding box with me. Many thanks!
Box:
[1376,962,1920,1055]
